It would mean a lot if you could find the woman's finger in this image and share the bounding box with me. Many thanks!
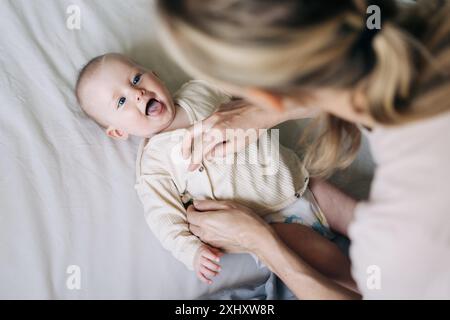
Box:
[183,120,208,162]
[206,142,229,159]
[188,132,205,171]
[188,133,216,172]
[207,138,243,159]
[206,129,261,159]
[188,119,223,171]
[188,224,202,238]
[181,127,194,159]
[186,205,206,227]
[189,121,207,165]
[203,127,227,157]
[188,163,202,172]
[193,199,231,211]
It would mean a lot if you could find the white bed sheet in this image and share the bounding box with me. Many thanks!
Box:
[0,0,374,299]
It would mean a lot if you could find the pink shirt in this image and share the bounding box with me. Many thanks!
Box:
[349,111,450,299]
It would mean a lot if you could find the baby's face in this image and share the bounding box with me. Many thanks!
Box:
[82,56,175,137]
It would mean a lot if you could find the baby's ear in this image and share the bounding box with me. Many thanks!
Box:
[106,127,129,141]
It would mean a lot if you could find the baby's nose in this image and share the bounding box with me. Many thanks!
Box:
[136,89,146,102]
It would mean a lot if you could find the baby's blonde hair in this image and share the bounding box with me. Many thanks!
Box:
[156,0,450,177]
[75,54,110,128]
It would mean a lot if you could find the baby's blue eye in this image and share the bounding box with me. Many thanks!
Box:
[132,74,142,85]
[117,97,126,109]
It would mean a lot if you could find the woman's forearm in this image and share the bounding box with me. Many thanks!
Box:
[254,230,360,300]
[275,95,322,125]
[273,106,317,126]
[309,179,357,236]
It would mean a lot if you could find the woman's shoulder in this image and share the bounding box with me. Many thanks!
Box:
[355,111,450,221]
[369,110,450,163]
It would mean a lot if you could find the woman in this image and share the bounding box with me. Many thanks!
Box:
[155,0,450,299]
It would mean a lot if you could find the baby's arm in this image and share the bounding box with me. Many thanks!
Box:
[136,173,222,283]
[136,174,201,269]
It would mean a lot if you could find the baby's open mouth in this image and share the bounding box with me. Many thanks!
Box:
[145,98,164,116]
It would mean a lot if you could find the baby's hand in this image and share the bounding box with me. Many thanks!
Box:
[194,245,224,285]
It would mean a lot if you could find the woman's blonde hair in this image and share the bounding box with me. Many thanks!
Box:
[156,0,450,177]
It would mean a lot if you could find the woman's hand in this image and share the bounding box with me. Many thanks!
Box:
[187,199,360,299]
[186,199,273,254]
[182,98,319,171]
[181,100,276,171]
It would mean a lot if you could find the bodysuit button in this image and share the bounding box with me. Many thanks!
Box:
[199,166,204,172]
[295,193,300,198]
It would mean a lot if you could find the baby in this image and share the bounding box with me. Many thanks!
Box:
[76,53,337,284]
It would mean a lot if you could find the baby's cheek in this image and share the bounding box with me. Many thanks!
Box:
[127,114,148,136]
